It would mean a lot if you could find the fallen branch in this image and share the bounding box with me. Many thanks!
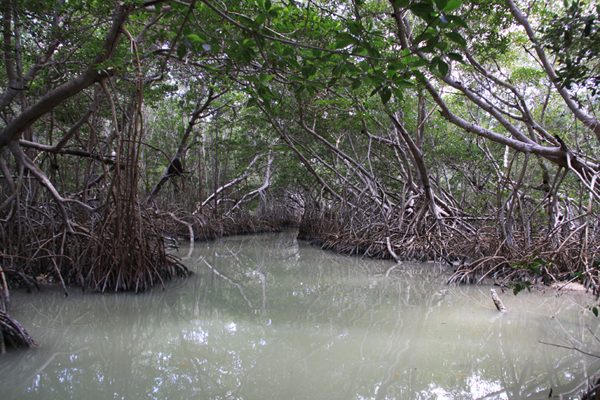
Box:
[490,289,507,313]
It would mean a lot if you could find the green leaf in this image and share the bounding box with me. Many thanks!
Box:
[331,64,344,77]
[370,85,382,97]
[435,41,449,51]
[410,2,435,15]
[594,307,599,317]
[447,52,464,63]
[414,31,434,46]
[366,44,381,58]
[446,15,469,28]
[438,60,449,76]
[443,0,463,12]
[247,97,258,108]
[391,87,404,99]
[177,44,186,59]
[435,0,448,10]
[393,79,415,88]
[445,31,467,47]
[348,21,362,36]
[336,39,357,49]
[237,15,253,26]
[351,79,362,89]
[282,46,294,56]
[346,64,362,75]
[511,281,531,295]
[265,0,272,10]
[410,59,429,67]
[185,33,202,43]
[525,265,541,275]
[367,74,385,85]
[353,46,368,56]
[531,257,544,267]
[411,2,436,22]
[259,73,275,82]
[380,86,392,104]
[511,283,523,296]
[393,0,411,7]
[255,13,267,26]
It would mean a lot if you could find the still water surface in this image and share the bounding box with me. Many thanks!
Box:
[1,229,599,399]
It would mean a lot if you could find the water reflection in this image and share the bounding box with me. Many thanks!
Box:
[1,229,599,399]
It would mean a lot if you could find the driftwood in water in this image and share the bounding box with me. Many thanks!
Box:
[490,289,507,313]
[0,311,36,353]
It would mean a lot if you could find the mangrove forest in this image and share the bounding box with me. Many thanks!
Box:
[1,0,600,377]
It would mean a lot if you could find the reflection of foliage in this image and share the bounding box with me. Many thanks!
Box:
[2,232,600,399]
[539,0,600,94]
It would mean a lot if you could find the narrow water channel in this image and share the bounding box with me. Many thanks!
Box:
[1,229,599,399]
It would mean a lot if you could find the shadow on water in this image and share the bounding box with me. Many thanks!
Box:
[1,229,599,399]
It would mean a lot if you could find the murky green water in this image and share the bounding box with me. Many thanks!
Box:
[1,229,599,399]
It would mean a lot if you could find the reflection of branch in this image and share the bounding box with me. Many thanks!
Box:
[1,346,89,398]
[539,340,600,359]
[200,258,253,308]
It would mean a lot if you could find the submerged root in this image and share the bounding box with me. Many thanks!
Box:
[0,310,36,353]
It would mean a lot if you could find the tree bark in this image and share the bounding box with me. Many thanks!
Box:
[0,5,130,148]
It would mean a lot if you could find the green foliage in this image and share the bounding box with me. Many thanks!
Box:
[510,256,550,276]
[509,281,532,296]
[3,0,598,258]
[539,0,600,94]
